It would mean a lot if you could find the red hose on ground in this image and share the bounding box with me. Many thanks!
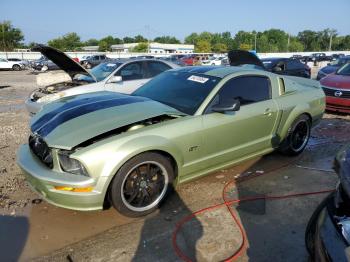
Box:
[172,155,336,261]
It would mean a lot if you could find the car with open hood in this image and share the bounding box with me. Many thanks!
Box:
[320,62,350,114]
[305,144,350,261]
[25,45,179,115]
[17,61,325,217]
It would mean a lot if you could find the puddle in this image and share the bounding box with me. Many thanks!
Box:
[0,202,137,261]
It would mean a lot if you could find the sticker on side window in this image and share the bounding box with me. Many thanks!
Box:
[187,75,209,84]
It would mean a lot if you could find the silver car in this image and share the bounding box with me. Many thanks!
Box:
[25,45,179,115]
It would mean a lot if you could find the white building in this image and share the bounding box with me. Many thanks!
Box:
[111,42,194,54]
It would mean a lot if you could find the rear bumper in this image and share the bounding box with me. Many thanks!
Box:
[16,144,107,211]
[326,96,350,113]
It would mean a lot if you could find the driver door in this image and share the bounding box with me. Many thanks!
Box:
[198,75,278,170]
[105,61,146,94]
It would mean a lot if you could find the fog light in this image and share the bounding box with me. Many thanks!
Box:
[54,186,93,192]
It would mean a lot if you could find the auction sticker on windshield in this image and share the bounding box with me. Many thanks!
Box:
[187,75,209,83]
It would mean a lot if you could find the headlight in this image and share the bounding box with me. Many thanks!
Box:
[58,150,89,176]
[37,93,64,103]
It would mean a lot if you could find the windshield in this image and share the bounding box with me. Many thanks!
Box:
[337,63,350,76]
[132,71,220,115]
[83,62,122,82]
[330,58,350,66]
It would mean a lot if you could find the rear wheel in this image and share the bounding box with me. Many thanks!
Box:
[279,114,311,156]
[109,152,174,217]
[12,64,21,71]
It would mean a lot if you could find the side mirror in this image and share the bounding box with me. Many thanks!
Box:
[272,66,282,72]
[108,76,122,83]
[212,99,240,113]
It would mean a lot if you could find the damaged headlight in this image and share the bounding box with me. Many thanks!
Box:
[37,92,64,103]
[58,150,89,176]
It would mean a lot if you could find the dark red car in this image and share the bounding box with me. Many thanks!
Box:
[320,63,350,113]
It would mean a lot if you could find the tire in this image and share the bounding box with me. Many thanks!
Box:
[279,114,311,156]
[109,152,175,217]
[12,64,21,71]
[305,192,334,259]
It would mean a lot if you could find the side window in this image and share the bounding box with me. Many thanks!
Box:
[116,62,144,81]
[208,76,271,111]
[146,61,171,78]
[93,56,99,61]
[286,60,302,70]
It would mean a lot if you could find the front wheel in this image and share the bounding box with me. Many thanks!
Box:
[279,114,311,156]
[12,64,21,71]
[109,152,174,217]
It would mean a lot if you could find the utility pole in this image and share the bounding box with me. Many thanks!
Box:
[329,33,333,51]
[287,33,290,52]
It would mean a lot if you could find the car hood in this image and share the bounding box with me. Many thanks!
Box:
[228,50,265,69]
[31,44,96,81]
[30,91,183,149]
[320,74,350,89]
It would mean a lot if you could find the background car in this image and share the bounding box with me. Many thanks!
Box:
[261,57,311,78]
[305,144,350,261]
[309,53,333,62]
[26,45,179,115]
[80,54,108,69]
[158,56,186,66]
[320,62,350,113]
[17,62,325,217]
[8,58,29,68]
[0,58,25,71]
[30,56,60,71]
[317,56,350,80]
[201,57,224,66]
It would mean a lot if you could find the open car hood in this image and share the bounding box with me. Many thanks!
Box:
[228,50,265,69]
[32,44,96,81]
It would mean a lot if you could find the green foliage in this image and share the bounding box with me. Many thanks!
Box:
[123,36,135,43]
[212,43,227,53]
[131,42,149,52]
[48,32,81,51]
[153,36,180,44]
[0,21,24,51]
[134,35,147,43]
[195,40,211,53]
[98,35,122,51]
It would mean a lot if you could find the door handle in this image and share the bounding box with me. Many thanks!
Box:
[263,108,272,116]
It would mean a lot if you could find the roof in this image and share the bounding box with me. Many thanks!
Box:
[173,66,262,78]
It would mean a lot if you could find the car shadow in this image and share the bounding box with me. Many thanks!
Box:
[0,215,29,261]
[132,186,203,261]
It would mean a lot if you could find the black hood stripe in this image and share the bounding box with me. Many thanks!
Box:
[32,93,132,131]
[33,95,148,137]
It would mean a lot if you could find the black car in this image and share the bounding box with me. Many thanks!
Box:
[261,57,311,78]
[305,145,350,262]
[317,56,350,80]
[309,53,333,62]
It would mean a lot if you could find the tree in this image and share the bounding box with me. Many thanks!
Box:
[131,42,148,52]
[297,30,320,51]
[195,40,211,53]
[212,43,227,53]
[84,38,99,46]
[153,36,180,44]
[123,36,135,43]
[134,35,147,43]
[0,21,24,51]
[184,33,199,44]
[288,37,304,52]
[48,32,81,51]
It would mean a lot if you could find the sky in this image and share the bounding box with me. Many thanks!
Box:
[1,0,350,44]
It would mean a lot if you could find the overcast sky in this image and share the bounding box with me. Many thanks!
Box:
[1,0,350,44]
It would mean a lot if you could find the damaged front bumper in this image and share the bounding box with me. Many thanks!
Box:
[16,144,108,211]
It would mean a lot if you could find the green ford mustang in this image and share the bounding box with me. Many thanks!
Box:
[17,66,325,217]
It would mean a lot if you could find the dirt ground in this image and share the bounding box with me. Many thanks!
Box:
[0,70,349,262]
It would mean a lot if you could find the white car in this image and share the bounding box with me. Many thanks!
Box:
[0,58,25,70]
[201,57,224,66]
[25,45,179,115]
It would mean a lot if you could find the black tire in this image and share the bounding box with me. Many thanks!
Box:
[279,114,311,156]
[12,64,21,71]
[305,192,334,259]
[109,152,175,217]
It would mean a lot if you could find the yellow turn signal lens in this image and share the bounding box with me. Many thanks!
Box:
[54,186,93,192]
